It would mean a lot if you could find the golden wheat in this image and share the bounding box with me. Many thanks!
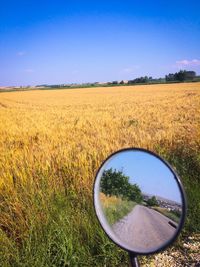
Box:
[0,83,200,192]
[0,82,200,266]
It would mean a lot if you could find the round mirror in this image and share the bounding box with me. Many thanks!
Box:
[93,148,186,255]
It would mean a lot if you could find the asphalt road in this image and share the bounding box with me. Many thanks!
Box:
[112,204,178,252]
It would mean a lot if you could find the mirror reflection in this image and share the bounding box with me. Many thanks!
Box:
[94,150,183,253]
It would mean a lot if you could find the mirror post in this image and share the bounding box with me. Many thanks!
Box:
[129,253,140,267]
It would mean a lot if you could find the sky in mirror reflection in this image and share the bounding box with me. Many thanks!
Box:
[105,151,181,203]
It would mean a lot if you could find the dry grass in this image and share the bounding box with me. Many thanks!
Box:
[100,193,136,225]
[100,193,122,208]
[0,82,200,266]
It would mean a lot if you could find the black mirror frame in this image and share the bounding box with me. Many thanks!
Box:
[93,147,187,256]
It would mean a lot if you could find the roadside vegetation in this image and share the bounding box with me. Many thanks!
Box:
[100,193,136,225]
[99,168,142,225]
[0,82,200,266]
[145,196,159,207]
[153,207,181,223]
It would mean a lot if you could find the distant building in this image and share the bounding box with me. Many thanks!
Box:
[96,82,108,85]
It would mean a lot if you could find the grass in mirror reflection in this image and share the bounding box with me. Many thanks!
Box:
[153,207,181,223]
[100,193,136,225]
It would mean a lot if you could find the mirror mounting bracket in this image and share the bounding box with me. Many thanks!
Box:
[129,253,140,267]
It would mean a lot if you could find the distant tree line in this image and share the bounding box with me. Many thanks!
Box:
[100,168,143,203]
[123,70,197,85]
[35,69,199,88]
[165,70,196,82]
[128,76,153,84]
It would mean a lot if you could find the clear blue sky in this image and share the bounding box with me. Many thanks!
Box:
[105,150,182,203]
[0,0,200,86]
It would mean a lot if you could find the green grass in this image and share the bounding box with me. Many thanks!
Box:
[103,199,136,225]
[153,207,180,223]
[155,142,200,234]
[0,143,199,266]
[0,189,130,267]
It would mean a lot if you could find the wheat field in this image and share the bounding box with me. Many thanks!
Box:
[0,82,200,266]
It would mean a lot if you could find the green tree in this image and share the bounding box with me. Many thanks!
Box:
[166,70,196,82]
[100,168,142,202]
[100,168,129,197]
[127,184,143,203]
[146,196,158,207]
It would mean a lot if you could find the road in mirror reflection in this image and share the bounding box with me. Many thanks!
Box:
[96,150,182,253]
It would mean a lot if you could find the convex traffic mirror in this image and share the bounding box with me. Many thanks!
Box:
[93,148,186,266]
